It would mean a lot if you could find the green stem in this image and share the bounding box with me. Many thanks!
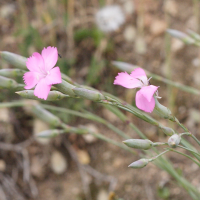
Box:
[166,148,200,167]
[60,123,135,154]
[42,104,130,139]
[178,145,200,157]
[149,150,170,162]
[191,134,200,147]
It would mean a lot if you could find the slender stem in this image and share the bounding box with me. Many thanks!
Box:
[178,145,200,157]
[191,134,200,147]
[180,132,192,137]
[166,148,200,167]
[149,150,170,162]
[60,123,135,154]
[153,142,167,147]
[0,101,25,108]
[42,104,130,139]
[175,118,188,132]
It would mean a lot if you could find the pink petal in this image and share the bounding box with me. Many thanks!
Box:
[139,85,158,102]
[26,53,45,73]
[34,78,51,100]
[135,89,156,113]
[41,46,58,71]
[130,68,148,85]
[23,71,41,89]
[45,66,62,85]
[130,68,147,79]
[114,72,142,89]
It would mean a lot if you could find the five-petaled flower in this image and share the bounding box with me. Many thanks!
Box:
[114,68,159,113]
[23,46,62,100]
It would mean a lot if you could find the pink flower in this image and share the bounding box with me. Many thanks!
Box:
[23,46,62,100]
[114,68,159,113]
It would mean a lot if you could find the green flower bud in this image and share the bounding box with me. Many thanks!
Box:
[123,139,153,150]
[0,76,19,89]
[36,129,65,138]
[0,51,27,69]
[128,158,149,169]
[167,29,195,45]
[0,69,26,78]
[168,134,181,148]
[73,87,105,101]
[187,29,200,41]
[154,97,175,122]
[160,126,175,136]
[16,90,68,101]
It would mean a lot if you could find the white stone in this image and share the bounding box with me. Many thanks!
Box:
[97,189,109,200]
[51,151,67,174]
[83,124,98,143]
[0,108,10,122]
[123,25,136,42]
[192,58,200,67]
[77,150,90,165]
[0,160,6,172]
[164,0,178,16]
[135,36,147,54]
[150,20,167,36]
[0,4,15,18]
[123,0,135,15]
[171,38,184,52]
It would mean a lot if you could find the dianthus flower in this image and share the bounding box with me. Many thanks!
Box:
[114,68,159,113]
[23,46,62,100]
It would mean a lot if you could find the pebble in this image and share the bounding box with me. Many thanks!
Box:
[50,150,67,174]
[135,36,147,54]
[150,20,167,36]
[0,4,16,18]
[83,123,98,143]
[0,160,6,172]
[123,0,135,15]
[164,0,178,16]
[192,58,200,67]
[77,149,90,165]
[171,38,184,52]
[97,189,109,200]
[0,108,10,122]
[31,157,44,178]
[123,25,136,42]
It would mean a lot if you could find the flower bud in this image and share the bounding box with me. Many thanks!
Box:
[16,90,68,101]
[73,87,105,101]
[36,129,65,138]
[160,126,175,136]
[167,29,195,45]
[32,105,61,127]
[168,134,181,148]
[0,76,19,89]
[128,158,149,168]
[154,97,175,122]
[123,139,153,150]
[0,51,27,70]
[187,29,200,41]
[0,69,26,78]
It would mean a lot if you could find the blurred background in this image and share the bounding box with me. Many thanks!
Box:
[1,0,200,199]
